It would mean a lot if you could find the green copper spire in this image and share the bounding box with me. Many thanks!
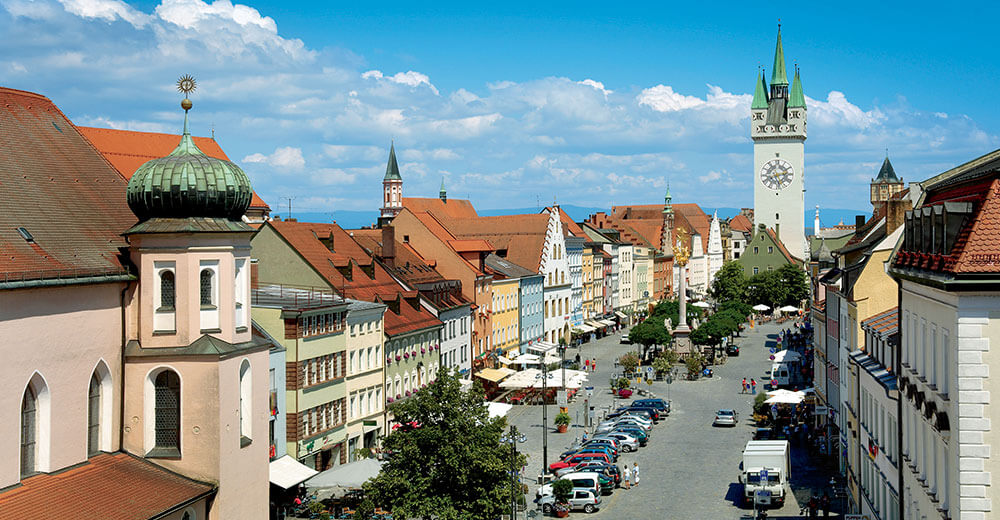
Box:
[788,66,806,108]
[439,177,447,201]
[384,142,401,181]
[663,182,673,214]
[752,69,769,109]
[771,25,788,86]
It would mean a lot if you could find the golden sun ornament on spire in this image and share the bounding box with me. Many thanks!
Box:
[176,74,197,96]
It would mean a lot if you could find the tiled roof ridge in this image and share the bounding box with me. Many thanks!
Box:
[954,178,1000,273]
[766,227,800,263]
[0,85,53,101]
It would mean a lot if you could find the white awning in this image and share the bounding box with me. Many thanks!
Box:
[306,458,383,489]
[270,455,319,490]
[527,341,559,355]
[599,319,616,327]
[497,355,514,365]
[772,350,802,363]
[615,311,628,320]
[575,324,596,333]
[691,301,711,308]
[779,305,800,313]
[487,402,513,419]
[585,320,605,329]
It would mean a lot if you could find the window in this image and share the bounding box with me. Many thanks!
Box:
[768,246,774,254]
[88,373,101,456]
[239,360,252,445]
[754,246,759,254]
[234,259,248,329]
[153,370,181,454]
[753,267,759,275]
[21,386,37,477]
[160,271,176,310]
[199,269,214,307]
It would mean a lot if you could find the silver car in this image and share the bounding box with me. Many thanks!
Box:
[713,409,738,427]
[536,489,602,514]
[593,433,639,452]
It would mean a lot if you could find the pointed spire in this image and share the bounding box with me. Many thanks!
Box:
[788,65,806,108]
[439,177,447,201]
[384,142,401,181]
[771,24,788,86]
[875,156,900,183]
[752,69,769,109]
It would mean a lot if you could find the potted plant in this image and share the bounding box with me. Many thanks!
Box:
[554,411,571,433]
[551,479,573,518]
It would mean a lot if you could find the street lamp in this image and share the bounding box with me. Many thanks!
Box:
[541,360,548,475]
[501,425,528,520]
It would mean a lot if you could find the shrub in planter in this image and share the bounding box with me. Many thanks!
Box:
[395,355,401,361]
[554,411,571,432]
[386,397,393,403]
[412,350,417,357]
[421,347,426,354]
[405,390,411,397]
[386,356,392,364]
[552,478,574,505]
[403,352,410,359]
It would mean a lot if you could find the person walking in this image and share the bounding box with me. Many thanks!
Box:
[742,377,747,394]
[751,379,757,394]
[622,464,631,490]
[592,360,597,373]
[632,462,639,486]
[584,358,590,370]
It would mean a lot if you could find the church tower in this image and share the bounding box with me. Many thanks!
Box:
[379,142,403,226]
[661,183,674,254]
[870,155,903,209]
[751,25,807,259]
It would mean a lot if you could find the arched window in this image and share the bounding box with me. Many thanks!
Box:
[239,360,252,445]
[199,269,214,307]
[154,370,181,454]
[160,271,175,310]
[21,386,37,478]
[88,373,101,456]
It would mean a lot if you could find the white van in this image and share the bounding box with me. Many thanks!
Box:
[536,471,601,498]
[769,362,792,387]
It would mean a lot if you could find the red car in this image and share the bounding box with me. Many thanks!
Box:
[548,453,610,472]
[617,388,633,399]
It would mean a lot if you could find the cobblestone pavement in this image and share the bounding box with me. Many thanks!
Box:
[505,320,841,520]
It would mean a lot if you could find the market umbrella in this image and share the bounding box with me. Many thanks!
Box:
[752,304,771,311]
[764,393,805,405]
[778,305,799,313]
[691,301,711,308]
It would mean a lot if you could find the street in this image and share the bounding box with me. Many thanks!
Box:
[504,319,841,519]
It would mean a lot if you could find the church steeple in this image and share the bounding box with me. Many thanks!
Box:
[771,25,788,86]
[384,142,401,181]
[752,69,769,110]
[439,177,447,202]
[379,141,404,226]
[788,65,806,108]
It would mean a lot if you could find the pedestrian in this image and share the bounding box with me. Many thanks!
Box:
[592,360,597,373]
[584,357,590,370]
[821,493,830,517]
[742,377,747,394]
[632,462,639,486]
[751,379,757,394]
[622,464,631,489]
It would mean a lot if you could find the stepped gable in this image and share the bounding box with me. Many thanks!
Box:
[267,220,441,335]
[78,126,270,212]
[0,87,136,282]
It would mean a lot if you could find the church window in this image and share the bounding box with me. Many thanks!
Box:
[239,360,252,446]
[88,373,101,456]
[199,269,214,307]
[153,370,181,454]
[160,271,175,310]
[21,386,37,477]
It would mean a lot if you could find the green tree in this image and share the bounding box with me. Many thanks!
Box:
[719,300,753,320]
[363,369,526,520]
[552,479,574,504]
[710,261,749,302]
[628,319,671,359]
[651,352,676,377]
[776,263,809,307]
[618,352,640,375]
[684,353,703,378]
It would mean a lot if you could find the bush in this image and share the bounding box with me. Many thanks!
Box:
[684,355,702,378]
[552,479,574,504]
[619,352,640,374]
[753,392,769,417]
[554,412,571,426]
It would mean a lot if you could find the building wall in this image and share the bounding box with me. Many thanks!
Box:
[753,138,806,259]
[567,236,584,327]
[345,305,386,462]
[519,275,544,352]
[251,225,328,289]
[0,283,125,488]
[857,359,900,520]
[633,245,651,310]
[438,304,472,375]
[384,326,441,412]
[736,226,796,278]
[269,346,287,459]
[492,278,520,355]
[542,210,572,344]
[618,245,634,314]
[581,247,593,319]
[851,249,897,351]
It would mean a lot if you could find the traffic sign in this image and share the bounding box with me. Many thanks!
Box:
[585,386,594,398]
[759,469,768,481]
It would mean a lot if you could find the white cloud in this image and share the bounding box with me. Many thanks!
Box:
[638,85,705,112]
[578,79,612,97]
[807,91,885,129]
[58,0,151,27]
[362,69,439,95]
[243,146,305,170]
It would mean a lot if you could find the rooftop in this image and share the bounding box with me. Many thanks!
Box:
[0,452,214,520]
[251,284,348,310]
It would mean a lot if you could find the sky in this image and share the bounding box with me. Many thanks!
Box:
[2,0,998,219]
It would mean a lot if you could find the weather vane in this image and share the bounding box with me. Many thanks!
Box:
[176,74,197,97]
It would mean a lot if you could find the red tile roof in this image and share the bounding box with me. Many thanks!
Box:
[437,214,550,272]
[729,214,753,233]
[952,179,1000,273]
[0,452,214,520]
[0,87,136,281]
[266,221,441,336]
[861,306,899,337]
[77,126,271,210]
[402,197,478,219]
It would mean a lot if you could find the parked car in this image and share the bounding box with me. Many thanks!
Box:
[593,433,638,452]
[612,414,653,428]
[633,398,671,414]
[582,440,620,456]
[726,344,740,356]
[617,388,633,398]
[713,409,739,427]
[559,446,617,463]
[613,426,649,445]
[537,471,602,498]
[536,489,602,514]
[572,462,622,486]
[620,335,632,344]
[623,406,661,422]
[548,452,610,472]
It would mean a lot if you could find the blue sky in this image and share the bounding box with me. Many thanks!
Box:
[2,0,998,219]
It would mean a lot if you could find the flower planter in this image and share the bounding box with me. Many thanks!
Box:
[421,348,426,354]
[557,424,568,433]
[395,394,401,400]
[405,390,411,397]
[412,350,418,357]
[386,357,392,364]
[395,355,402,361]
[386,398,393,403]
[403,353,410,359]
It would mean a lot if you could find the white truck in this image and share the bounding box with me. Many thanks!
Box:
[740,440,790,508]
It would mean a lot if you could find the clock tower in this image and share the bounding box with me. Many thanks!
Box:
[751,25,807,259]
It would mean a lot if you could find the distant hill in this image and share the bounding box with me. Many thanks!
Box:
[279,206,871,234]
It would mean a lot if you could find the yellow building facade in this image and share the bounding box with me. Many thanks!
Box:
[492,277,521,355]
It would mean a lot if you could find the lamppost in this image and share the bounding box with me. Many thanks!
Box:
[541,360,548,475]
[501,425,527,520]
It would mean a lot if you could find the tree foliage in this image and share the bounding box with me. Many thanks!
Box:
[710,261,748,302]
[362,369,526,520]
[618,352,640,374]
[748,265,809,309]
[552,479,574,504]
[651,351,677,376]
[627,319,671,348]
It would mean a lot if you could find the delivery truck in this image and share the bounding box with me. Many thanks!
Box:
[740,440,790,508]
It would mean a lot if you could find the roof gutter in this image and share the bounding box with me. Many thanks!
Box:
[0,273,134,290]
[148,486,218,519]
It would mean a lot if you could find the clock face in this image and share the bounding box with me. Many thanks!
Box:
[760,159,794,190]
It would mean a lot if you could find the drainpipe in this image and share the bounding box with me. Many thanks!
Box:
[119,284,128,451]
[896,280,904,520]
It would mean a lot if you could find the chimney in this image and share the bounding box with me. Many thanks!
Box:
[250,259,259,288]
[855,215,866,235]
[886,193,912,234]
[382,225,396,267]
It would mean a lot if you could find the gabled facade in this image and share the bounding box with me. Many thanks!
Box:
[736,224,802,277]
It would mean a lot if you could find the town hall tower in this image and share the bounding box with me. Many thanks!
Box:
[751,26,807,258]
